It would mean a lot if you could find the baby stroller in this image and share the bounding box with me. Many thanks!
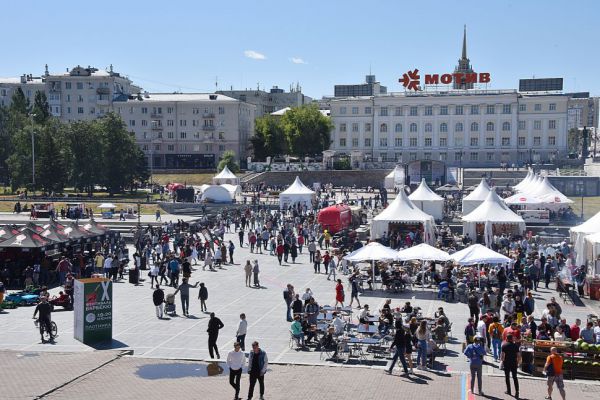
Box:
[165,293,176,316]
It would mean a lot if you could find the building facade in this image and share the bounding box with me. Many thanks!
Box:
[329,90,569,167]
[217,86,311,118]
[0,74,45,107]
[115,93,255,170]
[567,94,599,130]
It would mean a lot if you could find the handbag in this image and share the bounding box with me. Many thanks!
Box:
[546,360,555,377]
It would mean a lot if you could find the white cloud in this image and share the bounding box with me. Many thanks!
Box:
[290,57,307,64]
[244,50,266,60]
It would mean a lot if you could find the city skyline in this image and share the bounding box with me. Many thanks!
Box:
[1,0,599,98]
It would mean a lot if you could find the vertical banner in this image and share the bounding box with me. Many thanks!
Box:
[74,278,113,345]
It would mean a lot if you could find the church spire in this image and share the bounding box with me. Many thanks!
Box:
[453,25,475,90]
[462,25,467,60]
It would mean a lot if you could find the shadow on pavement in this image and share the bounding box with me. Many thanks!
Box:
[136,362,224,379]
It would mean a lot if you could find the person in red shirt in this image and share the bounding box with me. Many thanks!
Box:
[502,322,521,343]
[276,243,284,265]
[570,319,581,341]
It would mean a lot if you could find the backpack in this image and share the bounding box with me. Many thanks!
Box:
[283,290,290,301]
[492,325,501,339]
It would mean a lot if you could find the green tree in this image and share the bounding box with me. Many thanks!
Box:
[68,120,104,194]
[568,128,580,154]
[6,124,36,190]
[250,115,286,160]
[31,91,51,124]
[9,87,30,116]
[280,105,333,157]
[36,121,69,193]
[217,150,240,173]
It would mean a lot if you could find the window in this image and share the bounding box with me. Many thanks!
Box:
[340,107,347,114]
[65,82,72,89]
[471,122,479,132]
[394,123,402,133]
[365,123,371,132]
[218,132,224,140]
[141,120,147,127]
[67,107,71,114]
[439,137,447,147]
[66,94,71,102]
[425,106,433,116]
[339,138,346,147]
[502,137,510,146]
[502,104,511,114]
[153,107,162,115]
[141,107,148,114]
[440,105,448,115]
[167,132,174,139]
[394,137,402,147]
[193,132,199,139]
[77,107,84,114]
[142,132,148,139]
[548,136,556,145]
[364,107,372,114]
[180,120,187,127]
[486,122,495,132]
[395,153,402,162]
[534,104,541,111]
[352,123,359,132]
[77,94,83,102]
[549,120,556,129]
[518,137,526,146]
[379,123,387,133]
[364,138,371,147]
[486,105,495,114]
[519,104,526,112]
[440,123,448,132]
[167,120,174,127]
[533,136,541,146]
[518,121,526,130]
[409,152,417,161]
[439,152,447,161]
[485,137,494,147]
[424,137,432,147]
[470,152,479,161]
[218,106,225,115]
[549,103,556,111]
[380,153,388,161]
[423,152,431,160]
[394,107,402,116]
[340,123,347,132]
[167,107,174,114]
[455,105,464,115]
[455,135,463,146]
[380,107,388,116]
[486,152,495,161]
[193,145,200,152]
[471,105,479,115]
[425,123,432,133]
[178,132,185,139]
[410,106,418,116]
[352,138,359,147]
[409,123,417,133]
[409,137,418,147]
[455,152,463,161]
[502,122,511,131]
[167,144,175,151]
[76,82,83,90]
[352,107,358,115]
[470,137,479,147]
[379,138,388,147]
[142,144,148,151]
[455,122,463,132]
[534,120,541,130]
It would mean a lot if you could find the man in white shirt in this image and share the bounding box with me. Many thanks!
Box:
[226,342,246,400]
[476,315,488,350]
[501,294,515,321]
[236,313,248,351]
[103,255,112,279]
[332,312,345,335]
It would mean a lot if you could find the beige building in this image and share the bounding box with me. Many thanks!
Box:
[217,85,311,118]
[115,93,255,169]
[567,95,599,130]
[0,74,45,107]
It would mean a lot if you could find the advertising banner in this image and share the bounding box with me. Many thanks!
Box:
[74,278,112,345]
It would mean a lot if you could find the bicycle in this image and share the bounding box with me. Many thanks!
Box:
[34,318,58,342]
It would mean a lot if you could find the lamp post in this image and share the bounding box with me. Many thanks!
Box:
[30,113,36,196]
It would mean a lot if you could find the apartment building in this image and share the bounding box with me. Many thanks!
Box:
[217,85,311,118]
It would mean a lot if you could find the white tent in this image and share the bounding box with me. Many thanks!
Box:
[409,178,444,220]
[504,192,544,206]
[450,244,511,265]
[462,190,526,242]
[201,185,235,203]
[584,232,600,275]
[528,177,573,208]
[212,166,240,185]
[279,176,315,209]
[344,242,399,288]
[513,169,533,192]
[220,184,241,198]
[462,178,491,215]
[396,243,450,261]
[570,211,600,266]
[370,189,435,244]
[384,166,405,190]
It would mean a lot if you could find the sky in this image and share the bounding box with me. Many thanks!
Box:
[2,0,599,98]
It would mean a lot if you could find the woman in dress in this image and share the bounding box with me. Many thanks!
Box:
[334,279,345,308]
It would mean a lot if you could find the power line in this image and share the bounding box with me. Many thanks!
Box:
[124,74,213,93]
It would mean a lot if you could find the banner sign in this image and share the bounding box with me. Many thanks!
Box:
[74,278,112,345]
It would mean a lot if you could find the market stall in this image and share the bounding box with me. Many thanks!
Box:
[212,166,240,185]
[408,178,444,221]
[279,176,315,210]
[384,166,405,190]
[98,203,116,219]
[461,178,491,215]
[531,339,600,380]
[32,203,54,218]
[570,211,600,267]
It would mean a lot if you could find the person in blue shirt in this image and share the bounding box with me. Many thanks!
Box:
[168,257,180,288]
[464,336,486,396]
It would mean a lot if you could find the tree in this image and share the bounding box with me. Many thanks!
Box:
[250,115,286,160]
[36,121,69,193]
[9,87,30,116]
[217,150,240,173]
[6,124,36,190]
[568,128,580,155]
[68,121,104,194]
[31,91,51,124]
[280,105,333,157]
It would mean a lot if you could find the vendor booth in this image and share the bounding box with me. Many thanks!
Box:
[571,211,600,267]
[212,166,240,185]
[201,185,235,203]
[279,176,315,210]
[370,189,435,244]
[318,204,352,234]
[462,178,491,215]
[384,166,405,190]
[32,203,54,218]
[408,178,444,221]
[462,191,526,245]
[98,203,116,219]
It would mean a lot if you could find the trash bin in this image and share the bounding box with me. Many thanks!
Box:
[129,268,139,285]
[521,349,534,373]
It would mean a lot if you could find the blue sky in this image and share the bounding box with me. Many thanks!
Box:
[2,0,598,98]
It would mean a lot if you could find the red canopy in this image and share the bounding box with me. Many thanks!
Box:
[167,183,185,191]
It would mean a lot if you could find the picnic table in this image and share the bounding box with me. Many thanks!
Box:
[357,324,378,334]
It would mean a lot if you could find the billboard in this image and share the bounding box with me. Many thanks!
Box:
[74,278,113,345]
[519,78,563,92]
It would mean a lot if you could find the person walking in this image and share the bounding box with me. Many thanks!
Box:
[283,284,294,322]
[244,260,252,287]
[313,250,322,273]
[348,275,361,309]
[174,278,199,316]
[247,341,268,400]
[464,336,486,396]
[327,256,337,280]
[544,347,566,400]
[227,342,246,400]
[334,279,345,308]
[415,320,431,370]
[252,260,260,287]
[228,240,235,264]
[386,321,409,375]
[236,313,248,351]
[207,312,224,359]
[501,333,521,399]
[488,316,504,361]
[276,242,284,265]
[198,282,208,312]
[152,284,165,319]
[308,240,316,263]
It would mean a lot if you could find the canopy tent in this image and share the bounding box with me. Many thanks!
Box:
[503,192,544,206]
[212,166,240,185]
[344,242,399,288]
[450,243,511,265]
[583,232,600,275]
[20,222,45,234]
[166,183,185,192]
[0,225,20,241]
[370,189,435,244]
[513,169,533,192]
[0,227,54,248]
[384,166,405,190]
[527,177,573,208]
[462,190,526,243]
[570,211,600,266]
[40,224,68,242]
[279,176,315,210]
[82,220,109,236]
[220,184,242,199]
[396,243,450,261]
[462,178,491,215]
[409,178,444,220]
[201,185,235,203]
[62,223,91,240]
[436,184,460,193]
[98,203,117,209]
[42,219,66,231]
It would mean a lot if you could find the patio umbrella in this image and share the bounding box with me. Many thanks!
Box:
[344,242,399,288]
[450,244,511,289]
[396,243,451,290]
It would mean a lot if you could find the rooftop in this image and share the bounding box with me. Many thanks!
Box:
[124,93,239,102]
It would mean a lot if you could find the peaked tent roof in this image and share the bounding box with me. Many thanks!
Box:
[463,190,525,224]
[409,179,444,202]
[463,178,491,201]
[503,192,544,206]
[514,169,533,191]
[280,176,315,195]
[40,224,69,242]
[344,242,399,262]
[386,165,403,179]
[0,224,20,241]
[0,227,54,248]
[529,177,573,204]
[20,222,45,234]
[450,244,511,265]
[396,243,451,261]
[373,189,434,223]
[570,211,600,234]
[213,165,238,180]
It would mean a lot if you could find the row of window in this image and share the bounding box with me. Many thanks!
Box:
[338,136,556,148]
[59,81,111,90]
[126,106,225,115]
[141,131,226,140]
[339,120,557,133]
[141,144,226,152]
[337,103,557,116]
[373,151,553,162]
[129,119,218,127]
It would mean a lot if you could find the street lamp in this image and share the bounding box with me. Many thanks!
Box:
[30,113,36,195]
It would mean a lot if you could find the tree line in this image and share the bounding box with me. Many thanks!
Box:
[0,88,148,195]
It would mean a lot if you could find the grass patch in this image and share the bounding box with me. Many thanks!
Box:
[568,196,600,220]
[151,173,215,186]
[0,201,160,215]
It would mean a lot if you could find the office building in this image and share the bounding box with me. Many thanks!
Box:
[217,85,311,118]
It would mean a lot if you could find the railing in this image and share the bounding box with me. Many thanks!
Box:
[202,125,215,131]
[202,113,215,118]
